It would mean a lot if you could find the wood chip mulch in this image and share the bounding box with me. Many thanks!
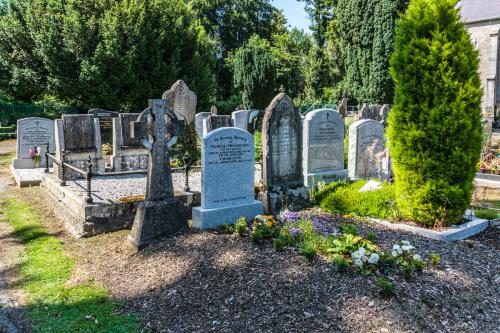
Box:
[64,215,499,333]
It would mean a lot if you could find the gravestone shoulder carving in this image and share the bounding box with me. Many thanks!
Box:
[162,80,197,124]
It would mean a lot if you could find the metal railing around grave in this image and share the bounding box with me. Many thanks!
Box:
[44,143,207,203]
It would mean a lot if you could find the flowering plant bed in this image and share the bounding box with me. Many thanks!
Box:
[228,210,440,279]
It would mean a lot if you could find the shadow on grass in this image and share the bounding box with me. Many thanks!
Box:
[0,197,141,333]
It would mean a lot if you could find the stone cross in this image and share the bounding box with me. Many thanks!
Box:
[130,99,183,201]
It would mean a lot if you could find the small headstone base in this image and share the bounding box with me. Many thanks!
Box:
[127,198,187,251]
[304,169,348,188]
[192,201,263,229]
[259,187,310,215]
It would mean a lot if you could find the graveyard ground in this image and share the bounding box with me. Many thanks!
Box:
[0,168,498,332]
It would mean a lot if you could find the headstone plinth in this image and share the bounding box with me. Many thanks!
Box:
[128,198,186,251]
[126,99,187,252]
[192,127,262,229]
[303,109,348,188]
[259,93,309,214]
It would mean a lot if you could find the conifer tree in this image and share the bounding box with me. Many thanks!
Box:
[388,0,483,226]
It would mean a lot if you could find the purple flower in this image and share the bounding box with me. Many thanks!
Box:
[311,217,337,236]
[288,227,304,237]
[278,210,302,224]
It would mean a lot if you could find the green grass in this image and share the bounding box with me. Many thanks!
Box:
[318,180,400,220]
[0,152,15,166]
[474,208,500,220]
[0,198,141,333]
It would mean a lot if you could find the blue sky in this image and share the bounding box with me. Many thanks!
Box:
[272,0,310,32]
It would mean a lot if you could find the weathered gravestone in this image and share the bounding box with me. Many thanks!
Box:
[54,115,105,179]
[111,113,148,171]
[12,117,54,169]
[195,112,215,138]
[338,98,348,119]
[379,104,390,127]
[247,110,263,134]
[162,80,197,124]
[127,99,186,251]
[259,93,309,214]
[232,110,251,131]
[204,115,233,136]
[303,109,347,187]
[88,109,119,145]
[348,119,385,179]
[192,127,263,229]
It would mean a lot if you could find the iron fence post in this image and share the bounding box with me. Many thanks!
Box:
[60,150,67,186]
[85,156,93,204]
[183,152,190,192]
[45,142,50,173]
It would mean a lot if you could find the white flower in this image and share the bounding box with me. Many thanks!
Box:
[351,247,366,260]
[401,241,411,246]
[392,244,403,255]
[367,253,380,264]
[354,259,363,268]
[401,245,415,252]
[391,250,398,257]
[413,254,421,260]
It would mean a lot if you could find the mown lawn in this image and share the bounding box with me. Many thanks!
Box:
[0,197,141,333]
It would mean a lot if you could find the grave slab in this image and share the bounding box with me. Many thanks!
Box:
[10,166,53,188]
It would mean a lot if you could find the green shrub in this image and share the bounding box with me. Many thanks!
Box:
[254,131,263,163]
[428,252,441,267]
[235,217,249,237]
[339,223,358,236]
[474,209,500,220]
[320,180,399,220]
[366,231,377,242]
[388,0,483,227]
[300,240,316,262]
[376,277,395,295]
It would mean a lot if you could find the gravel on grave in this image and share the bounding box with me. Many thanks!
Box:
[65,212,500,333]
[68,170,262,202]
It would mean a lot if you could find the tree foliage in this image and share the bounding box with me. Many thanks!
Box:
[233,35,276,109]
[335,0,407,104]
[388,0,483,226]
[0,0,216,111]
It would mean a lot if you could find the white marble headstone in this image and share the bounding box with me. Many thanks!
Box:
[12,117,54,169]
[348,119,385,179]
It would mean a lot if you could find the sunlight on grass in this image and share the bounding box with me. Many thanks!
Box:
[0,198,141,333]
[0,152,15,166]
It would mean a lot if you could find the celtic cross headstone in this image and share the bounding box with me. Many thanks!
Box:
[127,99,186,251]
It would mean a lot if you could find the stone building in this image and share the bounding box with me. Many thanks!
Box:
[458,0,500,128]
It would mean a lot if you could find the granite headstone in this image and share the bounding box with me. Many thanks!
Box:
[192,127,263,229]
[303,109,347,187]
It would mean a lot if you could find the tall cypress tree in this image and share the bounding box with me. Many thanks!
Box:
[335,0,407,104]
[388,0,483,226]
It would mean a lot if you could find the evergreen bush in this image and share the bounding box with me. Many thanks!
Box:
[388,0,483,226]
